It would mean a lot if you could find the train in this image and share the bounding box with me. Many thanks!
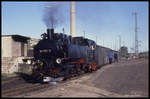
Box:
[26,28,117,83]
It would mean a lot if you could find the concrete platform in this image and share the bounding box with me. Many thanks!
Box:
[15,58,149,97]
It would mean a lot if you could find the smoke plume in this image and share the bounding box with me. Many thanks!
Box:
[43,2,64,29]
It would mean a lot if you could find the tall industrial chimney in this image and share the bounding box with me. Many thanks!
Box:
[70,2,75,37]
[133,12,139,57]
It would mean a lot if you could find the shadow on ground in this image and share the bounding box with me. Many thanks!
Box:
[15,72,37,84]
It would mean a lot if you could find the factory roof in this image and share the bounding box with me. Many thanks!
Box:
[2,34,30,43]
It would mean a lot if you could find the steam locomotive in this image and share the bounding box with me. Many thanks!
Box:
[31,28,98,82]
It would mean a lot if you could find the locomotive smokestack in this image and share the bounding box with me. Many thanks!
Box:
[47,28,54,39]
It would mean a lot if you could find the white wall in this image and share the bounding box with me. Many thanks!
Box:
[12,40,21,57]
[2,36,28,57]
[2,36,12,57]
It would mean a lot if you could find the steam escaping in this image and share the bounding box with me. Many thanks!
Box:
[43,2,65,29]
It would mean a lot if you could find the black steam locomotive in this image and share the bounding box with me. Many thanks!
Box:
[31,28,97,82]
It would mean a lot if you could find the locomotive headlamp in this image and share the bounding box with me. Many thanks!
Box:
[40,62,43,66]
[56,58,61,64]
[27,60,31,64]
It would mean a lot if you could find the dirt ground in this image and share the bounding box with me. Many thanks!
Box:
[16,58,148,98]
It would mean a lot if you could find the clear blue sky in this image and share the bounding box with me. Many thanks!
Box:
[2,1,149,53]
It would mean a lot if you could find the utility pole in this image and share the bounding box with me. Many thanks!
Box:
[118,35,121,60]
[118,35,121,51]
[83,31,85,38]
[103,39,104,46]
[96,36,97,44]
[123,41,125,46]
[115,39,117,51]
[62,28,65,34]
[132,12,138,57]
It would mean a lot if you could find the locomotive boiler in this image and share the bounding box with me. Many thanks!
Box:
[31,28,97,82]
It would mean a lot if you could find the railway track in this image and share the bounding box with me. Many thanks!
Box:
[2,71,94,97]
[2,76,21,85]
[2,83,49,97]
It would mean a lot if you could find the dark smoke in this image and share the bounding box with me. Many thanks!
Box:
[43,3,64,29]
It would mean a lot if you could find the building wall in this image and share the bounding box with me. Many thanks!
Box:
[24,43,27,56]
[120,47,128,57]
[11,39,28,57]
[11,40,21,57]
[2,36,12,57]
[2,36,28,57]
[2,36,29,74]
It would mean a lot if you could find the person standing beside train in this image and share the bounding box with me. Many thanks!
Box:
[114,52,118,63]
[108,51,113,64]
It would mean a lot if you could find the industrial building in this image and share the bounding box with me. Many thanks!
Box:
[120,46,128,58]
[2,35,30,57]
[139,51,149,58]
[2,35,30,74]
